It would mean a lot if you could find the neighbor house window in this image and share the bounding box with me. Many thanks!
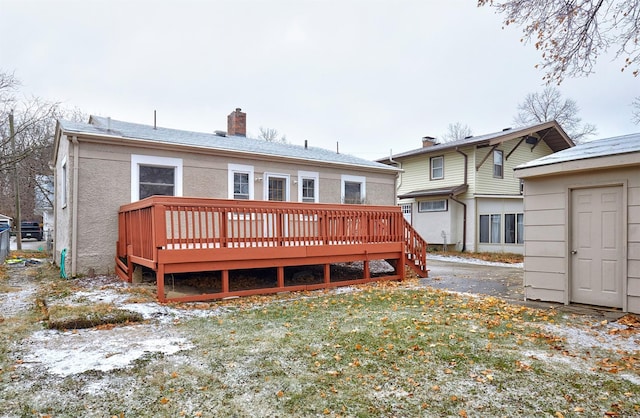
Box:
[418,199,447,212]
[493,149,503,178]
[264,173,290,202]
[298,171,319,203]
[131,155,183,202]
[505,213,524,244]
[430,156,444,180]
[341,175,366,204]
[61,157,68,209]
[228,164,254,200]
[479,214,501,243]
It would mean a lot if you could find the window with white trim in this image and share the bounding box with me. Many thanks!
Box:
[418,199,447,212]
[298,171,319,203]
[505,213,524,244]
[479,214,501,243]
[430,156,444,180]
[341,174,366,204]
[131,155,183,202]
[493,149,503,178]
[228,164,254,200]
[264,173,290,201]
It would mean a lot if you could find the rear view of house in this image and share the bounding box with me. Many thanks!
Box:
[52,109,402,279]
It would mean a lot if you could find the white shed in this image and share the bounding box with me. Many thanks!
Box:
[514,133,640,313]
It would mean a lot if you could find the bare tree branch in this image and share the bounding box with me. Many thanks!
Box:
[258,126,288,143]
[478,0,640,83]
[441,122,473,142]
[514,86,597,143]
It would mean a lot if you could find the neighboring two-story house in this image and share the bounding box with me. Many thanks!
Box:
[52,109,401,277]
[378,121,573,254]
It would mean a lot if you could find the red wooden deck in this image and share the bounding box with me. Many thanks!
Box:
[116,196,427,302]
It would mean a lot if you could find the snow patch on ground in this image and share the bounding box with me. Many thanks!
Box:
[428,254,523,268]
[541,321,640,354]
[21,324,193,377]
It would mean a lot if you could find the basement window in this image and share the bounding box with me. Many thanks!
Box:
[418,199,447,212]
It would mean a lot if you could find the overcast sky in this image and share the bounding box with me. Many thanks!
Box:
[2,0,638,160]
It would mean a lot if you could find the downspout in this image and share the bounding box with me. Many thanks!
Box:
[453,147,468,252]
[71,136,79,277]
[388,149,402,193]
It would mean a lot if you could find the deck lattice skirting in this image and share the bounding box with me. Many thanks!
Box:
[116,196,428,302]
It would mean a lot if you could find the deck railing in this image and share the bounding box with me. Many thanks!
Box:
[117,196,427,301]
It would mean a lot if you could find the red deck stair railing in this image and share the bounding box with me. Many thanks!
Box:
[116,196,427,302]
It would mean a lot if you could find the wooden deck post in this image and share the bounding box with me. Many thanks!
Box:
[157,263,166,303]
[277,266,284,288]
[324,263,330,284]
[222,270,229,294]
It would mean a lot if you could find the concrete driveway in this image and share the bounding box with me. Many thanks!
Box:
[421,256,524,301]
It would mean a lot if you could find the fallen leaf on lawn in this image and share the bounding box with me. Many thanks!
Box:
[555,412,564,418]
[573,407,585,412]
[276,390,284,398]
[159,397,170,405]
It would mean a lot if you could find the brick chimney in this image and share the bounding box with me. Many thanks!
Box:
[227,108,246,137]
[422,136,438,147]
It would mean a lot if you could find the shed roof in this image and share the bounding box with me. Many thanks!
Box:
[377,120,573,162]
[57,116,398,172]
[515,132,640,171]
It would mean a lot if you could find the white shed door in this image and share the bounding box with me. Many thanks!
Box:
[571,186,623,308]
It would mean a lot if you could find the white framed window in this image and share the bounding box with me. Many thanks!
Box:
[264,173,290,201]
[430,156,444,180]
[493,149,504,178]
[505,213,524,244]
[401,203,412,222]
[341,174,366,204]
[228,164,254,200]
[60,156,68,209]
[479,214,501,243]
[418,199,447,212]
[131,155,183,202]
[298,171,319,203]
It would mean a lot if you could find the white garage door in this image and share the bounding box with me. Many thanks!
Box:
[570,186,623,308]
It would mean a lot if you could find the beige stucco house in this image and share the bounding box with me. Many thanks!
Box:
[52,109,400,277]
[515,133,640,313]
[378,121,574,254]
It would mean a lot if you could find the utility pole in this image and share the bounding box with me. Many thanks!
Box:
[9,112,21,250]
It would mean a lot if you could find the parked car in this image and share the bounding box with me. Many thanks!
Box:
[21,221,43,241]
[0,220,10,233]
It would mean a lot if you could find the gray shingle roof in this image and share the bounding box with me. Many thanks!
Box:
[515,132,640,170]
[58,116,398,172]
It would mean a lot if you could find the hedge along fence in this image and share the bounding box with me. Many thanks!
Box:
[0,229,9,264]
